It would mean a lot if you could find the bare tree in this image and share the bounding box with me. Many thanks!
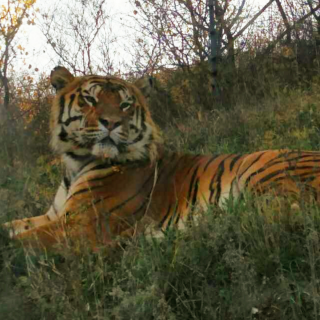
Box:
[275,0,291,43]
[0,0,37,165]
[130,0,312,76]
[130,0,253,72]
[263,2,320,54]
[39,0,117,75]
[306,0,320,46]
[0,0,37,121]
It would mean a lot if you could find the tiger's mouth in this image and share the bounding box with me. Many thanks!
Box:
[91,137,117,158]
[100,136,116,146]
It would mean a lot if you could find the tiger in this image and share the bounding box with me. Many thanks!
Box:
[3,66,320,250]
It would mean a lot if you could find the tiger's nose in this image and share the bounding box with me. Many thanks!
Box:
[99,119,121,131]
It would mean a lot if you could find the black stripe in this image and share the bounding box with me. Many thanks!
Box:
[141,108,146,130]
[243,158,290,185]
[63,177,71,191]
[238,152,266,180]
[251,170,320,193]
[129,193,153,218]
[191,179,199,206]
[159,205,172,228]
[185,155,201,176]
[79,172,119,185]
[129,124,139,133]
[130,132,144,144]
[78,93,86,108]
[92,80,126,92]
[71,171,119,190]
[154,157,183,228]
[187,166,200,207]
[70,186,112,198]
[71,165,138,196]
[58,96,65,124]
[262,151,320,168]
[186,178,200,222]
[204,154,220,171]
[87,77,106,82]
[258,169,320,185]
[162,155,186,179]
[264,154,320,168]
[256,169,288,185]
[79,162,114,176]
[271,150,296,161]
[58,126,68,142]
[63,116,82,127]
[298,171,320,180]
[230,154,243,171]
[208,155,234,204]
[66,152,92,162]
[94,171,156,212]
[174,211,181,226]
[213,165,224,205]
[163,202,180,230]
[245,164,320,188]
[293,158,320,164]
[166,208,177,229]
[70,161,164,219]
[68,94,76,118]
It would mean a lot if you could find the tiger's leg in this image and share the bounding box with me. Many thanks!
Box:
[14,202,144,251]
[14,211,117,251]
[3,179,68,237]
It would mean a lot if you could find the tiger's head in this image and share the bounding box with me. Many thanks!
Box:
[50,67,162,166]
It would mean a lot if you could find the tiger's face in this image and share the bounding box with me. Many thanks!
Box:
[50,67,162,164]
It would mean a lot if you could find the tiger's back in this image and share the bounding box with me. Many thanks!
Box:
[16,149,320,248]
[69,150,320,235]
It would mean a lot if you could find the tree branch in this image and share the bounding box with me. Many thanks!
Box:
[264,3,320,54]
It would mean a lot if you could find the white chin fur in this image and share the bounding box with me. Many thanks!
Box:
[92,143,119,158]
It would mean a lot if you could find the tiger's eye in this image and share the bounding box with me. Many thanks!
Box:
[84,96,97,106]
[78,95,86,107]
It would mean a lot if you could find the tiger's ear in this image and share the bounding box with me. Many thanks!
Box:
[50,66,75,91]
[134,75,155,100]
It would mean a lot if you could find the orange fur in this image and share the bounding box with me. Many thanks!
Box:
[10,150,320,250]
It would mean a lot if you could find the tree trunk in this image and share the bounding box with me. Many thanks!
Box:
[306,0,320,46]
[208,0,219,96]
[0,45,14,166]
[275,0,291,43]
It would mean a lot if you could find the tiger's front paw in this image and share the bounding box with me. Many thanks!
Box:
[2,219,33,238]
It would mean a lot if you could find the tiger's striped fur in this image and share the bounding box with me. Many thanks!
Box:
[3,67,320,250]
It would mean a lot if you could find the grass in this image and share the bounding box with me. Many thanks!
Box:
[0,61,320,319]
[1,197,320,319]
